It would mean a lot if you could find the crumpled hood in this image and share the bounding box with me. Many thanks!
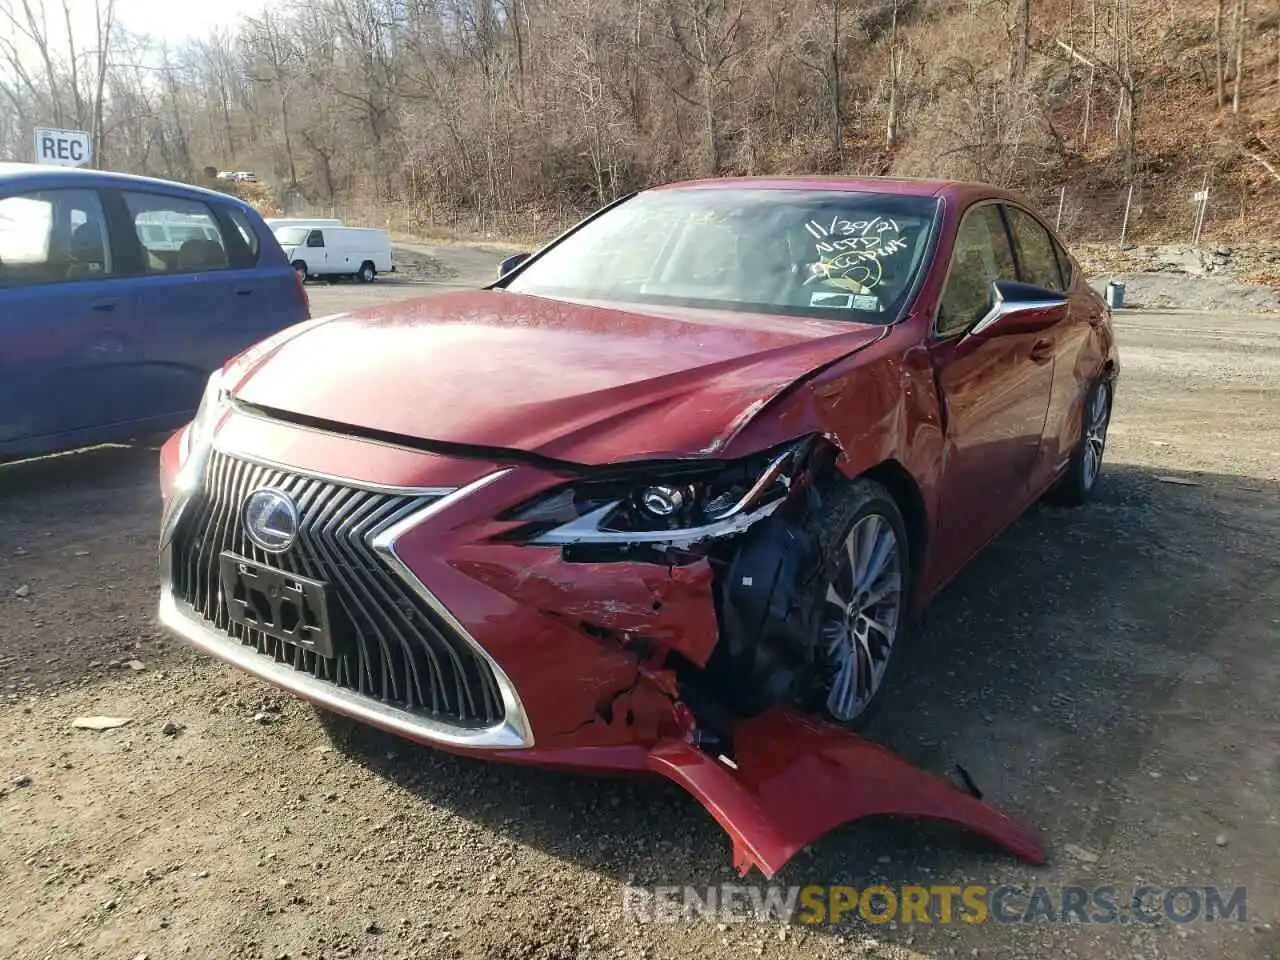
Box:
[229,290,887,463]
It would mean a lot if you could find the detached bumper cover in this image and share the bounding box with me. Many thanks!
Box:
[649,711,1046,878]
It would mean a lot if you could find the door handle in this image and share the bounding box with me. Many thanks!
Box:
[1030,338,1054,364]
[234,286,253,296]
[91,298,119,312]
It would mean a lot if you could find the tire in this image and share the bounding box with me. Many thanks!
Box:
[291,260,309,282]
[1046,377,1113,507]
[806,478,912,730]
[357,261,376,283]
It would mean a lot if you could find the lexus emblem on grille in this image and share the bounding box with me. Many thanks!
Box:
[242,488,299,553]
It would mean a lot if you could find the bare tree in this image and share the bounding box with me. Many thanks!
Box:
[652,0,747,175]
[243,11,301,185]
[886,0,901,151]
[1214,0,1225,107]
[1231,0,1246,113]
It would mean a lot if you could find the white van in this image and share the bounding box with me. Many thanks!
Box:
[275,225,395,282]
[264,217,344,231]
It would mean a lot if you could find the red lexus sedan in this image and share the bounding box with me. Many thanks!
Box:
[157,177,1117,876]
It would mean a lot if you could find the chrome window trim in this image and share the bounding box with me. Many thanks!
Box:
[158,464,535,750]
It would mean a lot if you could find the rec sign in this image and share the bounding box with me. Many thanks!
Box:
[34,127,92,167]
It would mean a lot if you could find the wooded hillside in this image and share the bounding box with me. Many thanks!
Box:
[2,0,1278,242]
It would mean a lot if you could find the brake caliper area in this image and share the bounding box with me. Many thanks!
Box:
[648,710,1046,877]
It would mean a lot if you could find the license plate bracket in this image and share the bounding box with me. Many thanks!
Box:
[219,552,341,660]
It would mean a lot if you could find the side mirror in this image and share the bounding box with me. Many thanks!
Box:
[969,280,1068,338]
[497,252,531,279]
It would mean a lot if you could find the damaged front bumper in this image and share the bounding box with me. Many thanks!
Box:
[650,712,1046,877]
[157,420,1045,877]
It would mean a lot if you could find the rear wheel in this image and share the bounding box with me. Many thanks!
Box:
[1046,377,1112,506]
[809,479,911,729]
[357,261,376,283]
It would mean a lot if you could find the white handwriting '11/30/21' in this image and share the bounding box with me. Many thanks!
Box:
[804,216,908,258]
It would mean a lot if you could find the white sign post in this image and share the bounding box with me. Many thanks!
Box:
[34,127,92,167]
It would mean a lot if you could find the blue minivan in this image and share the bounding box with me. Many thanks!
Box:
[0,163,310,461]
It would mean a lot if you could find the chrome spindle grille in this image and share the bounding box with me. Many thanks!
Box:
[170,451,504,727]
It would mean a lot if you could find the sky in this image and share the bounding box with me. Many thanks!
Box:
[3,0,268,57]
[111,0,267,46]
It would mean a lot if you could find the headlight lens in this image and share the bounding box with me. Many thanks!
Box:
[162,371,227,551]
[178,370,226,469]
[499,437,815,545]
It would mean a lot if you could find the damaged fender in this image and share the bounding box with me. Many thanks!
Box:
[647,710,1045,877]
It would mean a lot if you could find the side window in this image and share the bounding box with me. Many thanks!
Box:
[936,205,1017,338]
[0,188,114,287]
[1006,207,1064,292]
[123,191,229,274]
[226,208,261,261]
[306,230,325,248]
[1051,235,1074,288]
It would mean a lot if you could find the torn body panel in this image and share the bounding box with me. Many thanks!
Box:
[458,551,722,668]
[649,710,1046,878]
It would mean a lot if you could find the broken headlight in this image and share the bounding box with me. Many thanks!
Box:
[499,437,816,546]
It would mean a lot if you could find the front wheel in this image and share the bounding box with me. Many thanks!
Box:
[291,260,309,282]
[1046,377,1112,506]
[809,479,911,729]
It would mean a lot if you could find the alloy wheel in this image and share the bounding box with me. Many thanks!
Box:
[1082,382,1111,490]
[820,513,904,722]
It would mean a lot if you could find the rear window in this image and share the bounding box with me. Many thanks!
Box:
[126,191,229,274]
[504,188,940,323]
[227,208,261,260]
[1006,207,1064,292]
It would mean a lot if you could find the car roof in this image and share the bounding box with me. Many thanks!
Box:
[0,162,256,210]
[652,175,1024,204]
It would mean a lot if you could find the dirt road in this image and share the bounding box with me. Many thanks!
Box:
[1,271,1276,960]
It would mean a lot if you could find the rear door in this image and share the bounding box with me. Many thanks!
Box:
[1002,205,1080,492]
[105,188,241,423]
[110,189,310,423]
[0,185,135,453]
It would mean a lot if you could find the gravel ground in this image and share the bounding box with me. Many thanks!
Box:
[0,262,1277,960]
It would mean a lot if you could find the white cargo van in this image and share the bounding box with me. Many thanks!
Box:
[275,225,395,282]
[264,217,344,231]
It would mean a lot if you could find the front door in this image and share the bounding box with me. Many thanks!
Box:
[926,202,1055,583]
[0,185,134,454]
[305,229,328,273]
